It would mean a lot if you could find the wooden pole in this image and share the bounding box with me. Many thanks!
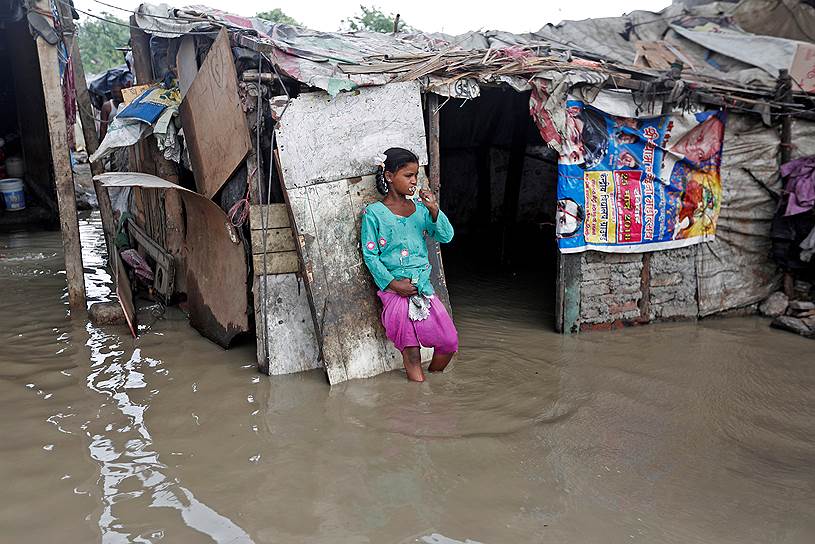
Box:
[779,69,793,165]
[55,2,117,269]
[34,2,86,310]
[425,92,450,308]
[129,15,154,85]
[778,69,796,298]
[426,93,441,196]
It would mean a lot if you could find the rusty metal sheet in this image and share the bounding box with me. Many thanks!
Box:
[96,172,249,347]
[180,28,251,199]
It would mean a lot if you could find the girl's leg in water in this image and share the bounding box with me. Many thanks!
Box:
[402,347,425,382]
[428,351,454,372]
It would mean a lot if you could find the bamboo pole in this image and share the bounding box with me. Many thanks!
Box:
[34,1,86,310]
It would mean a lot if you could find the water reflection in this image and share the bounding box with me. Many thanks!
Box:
[80,213,253,543]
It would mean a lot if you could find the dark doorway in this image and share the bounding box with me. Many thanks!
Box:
[436,87,559,327]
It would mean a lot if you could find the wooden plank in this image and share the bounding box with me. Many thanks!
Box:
[423,93,451,311]
[252,252,300,275]
[251,227,296,254]
[557,253,582,334]
[249,204,290,229]
[779,69,795,300]
[176,35,198,97]
[34,15,86,310]
[129,15,154,84]
[638,253,651,322]
[180,28,251,199]
[113,249,137,338]
[273,81,428,189]
[426,93,441,195]
[56,6,119,275]
[253,274,321,375]
[289,180,402,384]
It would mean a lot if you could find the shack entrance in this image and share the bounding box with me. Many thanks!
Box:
[437,87,558,326]
[0,17,56,228]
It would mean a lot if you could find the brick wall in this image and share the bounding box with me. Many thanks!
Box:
[649,247,699,320]
[578,248,699,328]
[579,252,643,326]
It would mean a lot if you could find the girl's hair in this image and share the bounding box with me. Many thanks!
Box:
[376,147,419,195]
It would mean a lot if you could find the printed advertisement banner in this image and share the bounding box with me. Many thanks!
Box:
[556,101,726,253]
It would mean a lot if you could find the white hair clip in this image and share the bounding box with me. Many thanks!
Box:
[373,153,387,169]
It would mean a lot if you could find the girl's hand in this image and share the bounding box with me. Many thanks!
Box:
[388,279,418,297]
[419,188,439,216]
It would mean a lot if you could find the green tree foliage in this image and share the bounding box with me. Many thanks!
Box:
[342,5,410,33]
[255,9,300,26]
[76,13,130,74]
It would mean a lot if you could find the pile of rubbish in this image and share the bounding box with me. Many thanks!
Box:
[760,287,815,338]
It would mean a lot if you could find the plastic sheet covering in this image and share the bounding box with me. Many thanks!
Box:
[134,3,269,38]
[731,0,815,43]
[695,114,782,316]
[132,1,811,97]
[791,119,815,159]
[89,117,150,163]
[669,24,797,78]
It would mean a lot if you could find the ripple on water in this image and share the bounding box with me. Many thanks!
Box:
[2,214,815,543]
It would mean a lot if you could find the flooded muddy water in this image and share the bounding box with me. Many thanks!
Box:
[1,213,814,543]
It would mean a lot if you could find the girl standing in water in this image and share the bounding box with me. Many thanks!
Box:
[361,147,458,382]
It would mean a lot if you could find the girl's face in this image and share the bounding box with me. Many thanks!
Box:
[386,162,419,197]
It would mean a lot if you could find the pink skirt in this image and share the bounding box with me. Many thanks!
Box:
[377,291,459,354]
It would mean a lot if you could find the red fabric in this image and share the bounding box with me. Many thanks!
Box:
[529,79,562,148]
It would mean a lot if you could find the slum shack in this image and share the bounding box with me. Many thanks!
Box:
[89,1,815,385]
[0,0,89,310]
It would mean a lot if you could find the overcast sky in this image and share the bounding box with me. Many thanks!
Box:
[74,0,672,35]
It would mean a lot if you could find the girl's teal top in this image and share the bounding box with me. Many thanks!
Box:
[360,200,454,295]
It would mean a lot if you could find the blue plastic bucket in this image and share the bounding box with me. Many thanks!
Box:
[0,178,26,211]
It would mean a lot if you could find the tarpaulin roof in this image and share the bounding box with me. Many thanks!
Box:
[529,0,815,89]
[133,1,815,101]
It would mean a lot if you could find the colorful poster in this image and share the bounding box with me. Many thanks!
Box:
[555,101,726,253]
